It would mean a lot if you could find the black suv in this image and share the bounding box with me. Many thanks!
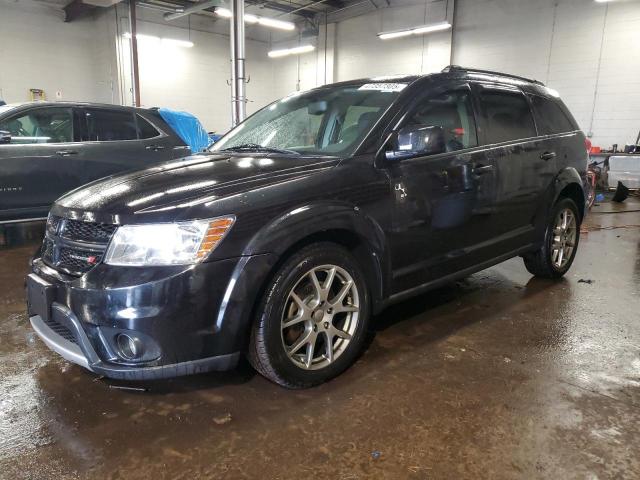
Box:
[0,102,190,223]
[27,67,587,388]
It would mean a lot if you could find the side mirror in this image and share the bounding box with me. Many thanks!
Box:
[0,130,11,144]
[385,125,446,161]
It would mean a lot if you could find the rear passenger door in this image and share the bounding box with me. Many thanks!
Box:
[528,93,578,178]
[474,84,554,251]
[76,107,184,183]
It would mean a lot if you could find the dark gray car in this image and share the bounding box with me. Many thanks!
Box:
[0,102,191,223]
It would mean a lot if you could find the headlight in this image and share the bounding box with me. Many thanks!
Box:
[103,216,235,266]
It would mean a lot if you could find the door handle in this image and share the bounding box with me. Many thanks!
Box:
[473,164,494,175]
[145,145,165,151]
[55,150,78,156]
[540,151,556,161]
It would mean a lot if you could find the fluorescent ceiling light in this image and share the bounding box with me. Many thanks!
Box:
[123,32,159,42]
[123,33,193,47]
[378,21,451,40]
[162,38,194,48]
[257,17,296,30]
[215,8,295,31]
[268,45,315,58]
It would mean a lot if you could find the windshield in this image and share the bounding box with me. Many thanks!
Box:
[210,82,408,157]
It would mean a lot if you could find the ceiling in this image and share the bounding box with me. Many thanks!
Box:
[35,0,359,22]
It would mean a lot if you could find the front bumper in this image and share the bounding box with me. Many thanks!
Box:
[30,311,238,380]
[27,252,276,380]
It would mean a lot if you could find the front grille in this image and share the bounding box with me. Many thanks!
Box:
[46,215,61,235]
[42,237,54,264]
[61,219,117,243]
[43,316,77,344]
[58,247,101,271]
[41,216,117,276]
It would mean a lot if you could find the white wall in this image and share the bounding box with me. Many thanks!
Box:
[268,0,453,97]
[453,0,640,148]
[335,0,452,81]
[115,7,276,133]
[2,0,638,146]
[0,1,114,103]
[0,1,285,133]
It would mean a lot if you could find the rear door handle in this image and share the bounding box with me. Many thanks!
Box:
[55,150,78,156]
[540,151,556,161]
[145,144,165,151]
[473,164,494,175]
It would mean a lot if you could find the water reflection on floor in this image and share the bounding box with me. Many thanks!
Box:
[1,202,640,479]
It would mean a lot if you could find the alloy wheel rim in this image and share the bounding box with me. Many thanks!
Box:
[281,264,360,370]
[551,208,577,269]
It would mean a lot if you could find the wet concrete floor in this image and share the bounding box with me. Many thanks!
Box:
[1,201,639,479]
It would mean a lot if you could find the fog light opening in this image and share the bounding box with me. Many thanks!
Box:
[116,333,143,360]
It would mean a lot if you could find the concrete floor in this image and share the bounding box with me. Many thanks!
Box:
[1,201,639,480]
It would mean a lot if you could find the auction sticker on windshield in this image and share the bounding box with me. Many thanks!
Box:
[358,83,408,92]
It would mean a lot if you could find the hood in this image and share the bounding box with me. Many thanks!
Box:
[53,153,340,223]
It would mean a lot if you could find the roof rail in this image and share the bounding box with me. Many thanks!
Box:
[442,65,545,86]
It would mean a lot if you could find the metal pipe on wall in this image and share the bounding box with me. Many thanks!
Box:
[230,0,246,126]
[128,0,141,107]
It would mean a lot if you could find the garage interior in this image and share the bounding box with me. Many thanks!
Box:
[1,0,640,478]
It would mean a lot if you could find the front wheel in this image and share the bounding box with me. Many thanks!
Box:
[248,243,370,388]
[523,197,581,278]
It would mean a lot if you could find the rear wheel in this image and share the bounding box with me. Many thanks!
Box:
[523,197,580,278]
[248,243,370,388]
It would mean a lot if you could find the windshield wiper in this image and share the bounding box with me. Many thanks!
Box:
[221,143,300,155]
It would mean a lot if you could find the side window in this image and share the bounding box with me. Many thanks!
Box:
[0,107,73,144]
[479,89,537,143]
[529,95,575,135]
[406,89,478,151]
[137,115,161,139]
[85,109,138,141]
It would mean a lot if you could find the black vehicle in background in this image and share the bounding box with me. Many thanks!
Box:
[0,102,190,223]
[27,66,588,388]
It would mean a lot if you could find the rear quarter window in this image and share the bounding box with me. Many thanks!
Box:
[137,115,161,139]
[529,95,576,135]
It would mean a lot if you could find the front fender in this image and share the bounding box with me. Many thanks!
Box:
[213,202,391,350]
[244,201,390,310]
[242,201,386,257]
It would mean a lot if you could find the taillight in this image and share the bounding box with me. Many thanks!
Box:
[584,137,592,154]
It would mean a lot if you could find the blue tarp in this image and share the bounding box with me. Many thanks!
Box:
[158,108,211,153]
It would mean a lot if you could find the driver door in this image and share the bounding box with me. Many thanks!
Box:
[0,106,84,221]
[385,85,500,293]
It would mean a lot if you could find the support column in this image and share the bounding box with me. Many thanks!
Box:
[128,0,141,107]
[316,21,336,86]
[230,0,246,127]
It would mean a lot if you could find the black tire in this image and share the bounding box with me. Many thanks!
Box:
[248,242,371,388]
[523,197,581,278]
